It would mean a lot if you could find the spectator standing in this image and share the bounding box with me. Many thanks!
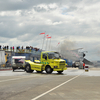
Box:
[17,46,19,50]
[10,47,12,51]
[19,46,20,50]
[22,46,23,49]
[0,45,1,50]
[83,63,85,69]
[13,46,14,52]
[5,46,6,50]
[7,45,9,50]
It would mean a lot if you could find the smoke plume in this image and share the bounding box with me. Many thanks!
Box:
[51,39,80,60]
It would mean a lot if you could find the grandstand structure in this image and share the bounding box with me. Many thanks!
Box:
[0,47,42,67]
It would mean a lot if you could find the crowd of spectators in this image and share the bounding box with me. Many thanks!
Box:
[0,45,9,50]
[25,46,40,52]
[0,45,41,52]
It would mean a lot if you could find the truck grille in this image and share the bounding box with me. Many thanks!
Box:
[59,61,65,65]
[59,62,65,68]
[15,63,23,67]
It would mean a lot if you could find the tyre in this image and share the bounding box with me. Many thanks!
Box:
[25,64,33,73]
[57,71,63,74]
[45,66,53,74]
[12,68,15,72]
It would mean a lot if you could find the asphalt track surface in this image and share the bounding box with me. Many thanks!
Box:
[0,68,100,100]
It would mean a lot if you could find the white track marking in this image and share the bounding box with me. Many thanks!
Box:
[32,73,83,100]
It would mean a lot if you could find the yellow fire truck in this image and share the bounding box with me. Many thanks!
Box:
[25,51,67,74]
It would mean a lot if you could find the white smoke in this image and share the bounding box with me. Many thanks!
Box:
[51,39,79,60]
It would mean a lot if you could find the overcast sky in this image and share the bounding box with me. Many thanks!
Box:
[0,0,100,61]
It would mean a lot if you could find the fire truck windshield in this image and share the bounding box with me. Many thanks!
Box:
[48,52,60,59]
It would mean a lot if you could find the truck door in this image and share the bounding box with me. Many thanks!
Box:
[42,53,48,65]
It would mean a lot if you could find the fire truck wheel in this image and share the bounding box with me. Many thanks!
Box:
[57,71,63,74]
[45,66,53,74]
[25,64,33,73]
